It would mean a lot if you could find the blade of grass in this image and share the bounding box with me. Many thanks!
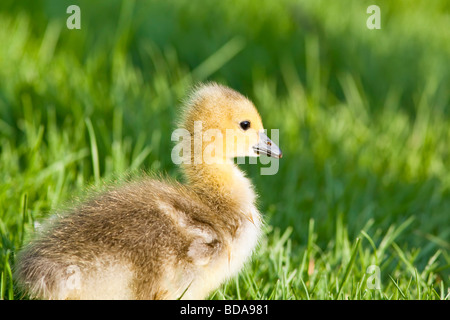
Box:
[190,36,246,81]
[85,118,100,184]
[337,238,361,299]
[389,275,407,299]
[299,277,310,300]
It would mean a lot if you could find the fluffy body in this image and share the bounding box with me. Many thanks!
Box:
[15,82,268,299]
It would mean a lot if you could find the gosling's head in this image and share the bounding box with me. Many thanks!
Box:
[178,82,282,164]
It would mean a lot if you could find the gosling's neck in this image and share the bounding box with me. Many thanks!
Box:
[182,159,257,216]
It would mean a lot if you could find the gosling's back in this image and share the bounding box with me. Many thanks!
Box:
[15,178,246,299]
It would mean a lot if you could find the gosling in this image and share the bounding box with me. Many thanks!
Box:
[14,82,282,300]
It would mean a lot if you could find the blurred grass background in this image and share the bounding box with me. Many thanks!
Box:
[0,0,449,299]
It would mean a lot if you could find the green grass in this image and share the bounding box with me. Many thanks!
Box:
[0,0,449,300]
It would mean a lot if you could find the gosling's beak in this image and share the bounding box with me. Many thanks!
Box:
[252,131,282,159]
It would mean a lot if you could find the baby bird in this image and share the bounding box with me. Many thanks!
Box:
[14,82,282,300]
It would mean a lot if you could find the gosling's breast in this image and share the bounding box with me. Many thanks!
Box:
[179,206,261,299]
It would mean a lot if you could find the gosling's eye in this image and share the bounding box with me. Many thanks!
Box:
[240,121,251,131]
